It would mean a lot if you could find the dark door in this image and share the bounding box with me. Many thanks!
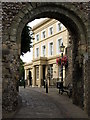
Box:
[29,71,32,85]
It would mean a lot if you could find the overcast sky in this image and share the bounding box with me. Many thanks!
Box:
[20,18,47,63]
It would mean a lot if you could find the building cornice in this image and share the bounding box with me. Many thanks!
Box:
[32,57,47,62]
[32,18,51,31]
[24,54,66,67]
[24,62,33,67]
[32,19,57,33]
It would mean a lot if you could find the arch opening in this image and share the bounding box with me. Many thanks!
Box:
[9,3,87,113]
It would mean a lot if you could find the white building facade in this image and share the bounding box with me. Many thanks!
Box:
[24,18,69,87]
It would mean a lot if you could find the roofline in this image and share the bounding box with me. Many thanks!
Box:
[32,18,51,31]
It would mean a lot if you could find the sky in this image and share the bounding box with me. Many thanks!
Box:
[20,18,47,63]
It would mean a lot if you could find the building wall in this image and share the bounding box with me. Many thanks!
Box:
[33,19,68,59]
[24,19,69,87]
[24,63,33,86]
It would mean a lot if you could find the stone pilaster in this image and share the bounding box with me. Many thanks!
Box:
[25,69,27,80]
[38,65,43,87]
[45,65,50,86]
[32,66,36,87]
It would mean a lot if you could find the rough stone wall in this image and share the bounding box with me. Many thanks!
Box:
[0,2,2,119]
[65,44,72,86]
[2,2,27,41]
[1,2,90,117]
[87,3,90,115]
[65,32,84,109]
[84,2,90,115]
[2,2,27,113]
[2,42,20,112]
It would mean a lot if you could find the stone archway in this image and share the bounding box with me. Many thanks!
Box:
[2,2,89,116]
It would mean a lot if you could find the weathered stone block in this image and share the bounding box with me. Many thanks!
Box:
[2,49,10,55]
[10,36,16,42]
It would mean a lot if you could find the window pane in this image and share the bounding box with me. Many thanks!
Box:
[49,27,53,35]
[58,23,61,31]
[58,38,63,53]
[42,31,46,38]
[36,34,39,41]
[50,42,53,55]
[42,45,46,57]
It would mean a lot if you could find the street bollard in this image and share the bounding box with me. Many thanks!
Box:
[46,80,48,93]
[24,80,25,88]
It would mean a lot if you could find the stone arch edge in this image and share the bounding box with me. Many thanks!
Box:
[9,3,87,46]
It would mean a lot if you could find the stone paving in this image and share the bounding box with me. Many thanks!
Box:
[12,86,89,118]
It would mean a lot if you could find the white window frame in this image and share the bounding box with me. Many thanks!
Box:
[35,47,39,58]
[48,41,53,56]
[56,37,63,54]
[48,64,53,79]
[35,33,39,42]
[56,22,63,32]
[48,25,53,36]
[41,29,46,40]
[41,44,46,57]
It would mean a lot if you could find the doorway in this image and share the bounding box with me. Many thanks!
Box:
[29,71,32,86]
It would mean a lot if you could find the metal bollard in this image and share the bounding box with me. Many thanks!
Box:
[46,80,48,93]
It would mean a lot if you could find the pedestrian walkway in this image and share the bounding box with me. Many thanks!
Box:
[12,86,88,118]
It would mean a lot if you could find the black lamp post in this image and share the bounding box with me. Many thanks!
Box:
[60,43,65,93]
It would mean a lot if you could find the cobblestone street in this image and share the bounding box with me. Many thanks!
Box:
[12,86,88,118]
